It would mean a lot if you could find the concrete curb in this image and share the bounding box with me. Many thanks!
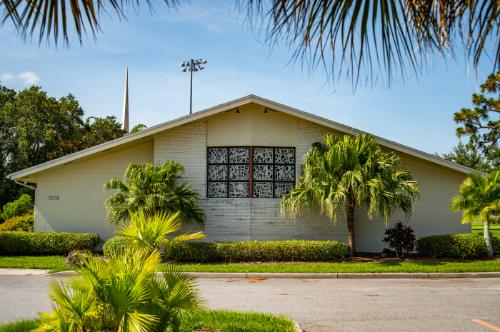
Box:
[0,268,50,276]
[46,270,500,279]
[186,271,500,279]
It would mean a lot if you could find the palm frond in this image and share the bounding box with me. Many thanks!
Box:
[1,0,177,45]
[246,0,499,87]
[282,133,419,225]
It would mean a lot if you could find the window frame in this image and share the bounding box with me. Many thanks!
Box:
[206,146,296,198]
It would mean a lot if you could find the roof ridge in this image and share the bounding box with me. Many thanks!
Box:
[8,95,474,181]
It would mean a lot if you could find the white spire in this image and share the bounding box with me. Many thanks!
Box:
[121,67,129,133]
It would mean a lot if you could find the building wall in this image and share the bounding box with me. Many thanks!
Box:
[353,154,469,252]
[34,141,154,240]
[154,120,208,198]
[32,103,468,251]
[153,104,468,252]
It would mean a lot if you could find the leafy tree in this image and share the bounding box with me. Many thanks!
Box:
[453,72,500,169]
[451,170,499,257]
[2,1,498,85]
[0,193,32,221]
[105,161,204,225]
[1,87,84,166]
[48,116,125,159]
[0,84,125,206]
[0,86,20,207]
[441,142,492,172]
[281,134,419,256]
[130,123,147,134]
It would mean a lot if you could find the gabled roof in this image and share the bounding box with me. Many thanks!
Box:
[8,94,474,181]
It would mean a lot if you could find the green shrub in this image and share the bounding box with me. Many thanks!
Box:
[103,236,134,257]
[493,237,500,254]
[1,194,33,221]
[165,240,349,263]
[417,234,489,259]
[165,241,220,262]
[0,214,34,232]
[0,232,100,256]
[383,221,416,257]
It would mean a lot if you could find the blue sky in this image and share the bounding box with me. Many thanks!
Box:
[0,1,495,155]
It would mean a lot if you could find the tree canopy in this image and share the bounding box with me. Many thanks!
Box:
[453,71,499,169]
[0,84,125,207]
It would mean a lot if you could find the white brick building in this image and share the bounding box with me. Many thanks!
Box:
[8,95,472,252]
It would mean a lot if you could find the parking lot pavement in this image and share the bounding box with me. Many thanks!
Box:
[1,275,499,331]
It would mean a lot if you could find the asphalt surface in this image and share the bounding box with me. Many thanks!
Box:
[0,275,499,331]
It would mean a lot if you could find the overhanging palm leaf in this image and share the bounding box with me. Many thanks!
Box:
[1,0,177,44]
[246,0,499,86]
[2,1,498,85]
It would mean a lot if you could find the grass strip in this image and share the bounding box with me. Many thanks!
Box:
[181,310,296,332]
[0,310,296,332]
[164,259,500,273]
[0,256,68,272]
[1,255,500,275]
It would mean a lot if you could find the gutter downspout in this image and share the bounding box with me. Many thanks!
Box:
[14,180,36,191]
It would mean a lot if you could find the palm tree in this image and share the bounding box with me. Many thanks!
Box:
[451,170,499,257]
[281,134,419,256]
[2,1,498,85]
[37,249,202,332]
[105,161,204,224]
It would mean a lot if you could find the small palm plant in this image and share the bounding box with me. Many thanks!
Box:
[105,161,204,224]
[37,249,202,332]
[117,211,205,253]
[451,170,499,257]
[37,213,204,332]
[281,134,419,256]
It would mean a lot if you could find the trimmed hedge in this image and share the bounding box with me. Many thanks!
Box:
[417,234,490,259]
[103,236,134,257]
[0,214,34,232]
[494,237,500,254]
[164,240,349,263]
[0,232,100,256]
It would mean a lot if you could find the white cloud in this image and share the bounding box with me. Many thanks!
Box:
[0,71,40,85]
[0,73,15,82]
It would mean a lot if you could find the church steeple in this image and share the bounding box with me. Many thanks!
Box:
[121,67,129,133]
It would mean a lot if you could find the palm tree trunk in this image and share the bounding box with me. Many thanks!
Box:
[346,203,356,256]
[484,220,494,257]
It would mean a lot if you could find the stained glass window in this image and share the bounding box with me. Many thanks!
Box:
[207,146,295,198]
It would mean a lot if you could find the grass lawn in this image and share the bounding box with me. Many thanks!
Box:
[472,223,500,239]
[0,310,296,332]
[0,256,68,272]
[1,255,500,273]
[163,258,500,273]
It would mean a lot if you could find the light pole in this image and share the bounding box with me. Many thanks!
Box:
[181,58,207,114]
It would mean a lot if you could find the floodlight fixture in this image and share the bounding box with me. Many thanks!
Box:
[181,58,208,114]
